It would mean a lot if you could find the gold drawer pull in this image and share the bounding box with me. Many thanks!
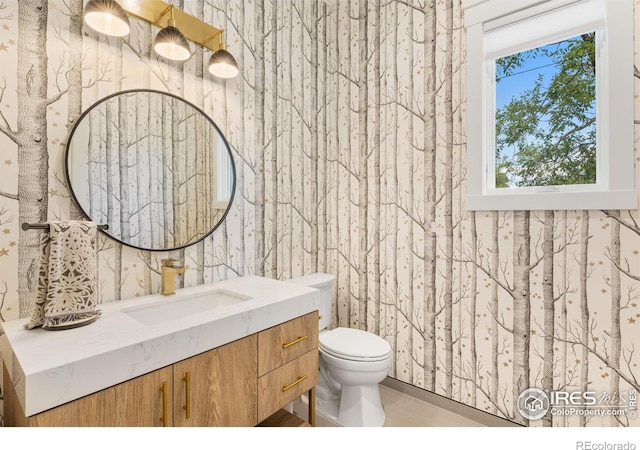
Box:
[282,375,308,392]
[282,335,308,349]
[159,381,168,427]
[183,372,191,419]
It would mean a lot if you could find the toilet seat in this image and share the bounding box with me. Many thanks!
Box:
[319,327,391,362]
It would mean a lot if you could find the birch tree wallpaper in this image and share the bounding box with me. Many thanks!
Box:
[0,0,639,428]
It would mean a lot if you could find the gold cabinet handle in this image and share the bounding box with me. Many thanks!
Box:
[183,371,191,419]
[282,375,308,392]
[159,381,168,427]
[282,335,308,349]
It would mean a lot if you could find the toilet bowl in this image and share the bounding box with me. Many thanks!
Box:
[287,273,392,427]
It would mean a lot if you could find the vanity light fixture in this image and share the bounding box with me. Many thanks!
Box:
[152,5,191,61]
[83,0,130,37]
[83,0,239,77]
[207,31,239,79]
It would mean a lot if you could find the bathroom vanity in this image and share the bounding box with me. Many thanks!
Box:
[0,276,320,427]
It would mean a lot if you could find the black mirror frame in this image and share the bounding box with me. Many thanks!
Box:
[64,89,237,252]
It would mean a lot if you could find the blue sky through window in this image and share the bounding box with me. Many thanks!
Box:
[496,43,562,108]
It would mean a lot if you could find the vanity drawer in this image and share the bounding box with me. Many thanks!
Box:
[257,349,318,423]
[258,311,318,376]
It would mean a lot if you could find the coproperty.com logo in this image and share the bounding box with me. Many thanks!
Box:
[517,387,638,420]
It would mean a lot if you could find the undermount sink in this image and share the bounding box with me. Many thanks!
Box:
[123,289,252,326]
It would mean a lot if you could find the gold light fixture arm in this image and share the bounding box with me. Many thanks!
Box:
[167,4,177,27]
[155,4,172,25]
[203,29,225,51]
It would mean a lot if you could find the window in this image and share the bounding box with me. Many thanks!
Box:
[464,0,635,210]
[495,33,596,189]
[213,134,233,209]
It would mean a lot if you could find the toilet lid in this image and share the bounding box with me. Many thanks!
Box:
[320,327,391,361]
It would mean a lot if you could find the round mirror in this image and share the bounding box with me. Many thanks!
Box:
[65,89,236,251]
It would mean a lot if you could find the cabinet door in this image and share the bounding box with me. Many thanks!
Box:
[114,366,173,427]
[5,362,172,427]
[173,334,258,426]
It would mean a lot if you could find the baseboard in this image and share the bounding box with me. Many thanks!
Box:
[381,377,521,427]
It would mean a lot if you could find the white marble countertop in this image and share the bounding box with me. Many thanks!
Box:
[0,276,320,417]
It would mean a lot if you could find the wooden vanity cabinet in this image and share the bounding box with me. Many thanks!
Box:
[3,311,317,427]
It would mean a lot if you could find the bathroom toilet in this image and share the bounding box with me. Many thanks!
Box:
[287,273,392,427]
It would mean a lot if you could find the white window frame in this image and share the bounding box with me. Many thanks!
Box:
[464,0,636,211]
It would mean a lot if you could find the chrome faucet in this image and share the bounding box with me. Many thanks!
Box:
[161,259,187,295]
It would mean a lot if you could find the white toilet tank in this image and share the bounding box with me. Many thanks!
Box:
[286,272,335,330]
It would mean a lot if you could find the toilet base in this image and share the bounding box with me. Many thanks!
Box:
[302,383,386,427]
[337,383,386,427]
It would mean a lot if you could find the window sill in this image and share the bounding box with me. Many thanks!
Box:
[466,189,637,211]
